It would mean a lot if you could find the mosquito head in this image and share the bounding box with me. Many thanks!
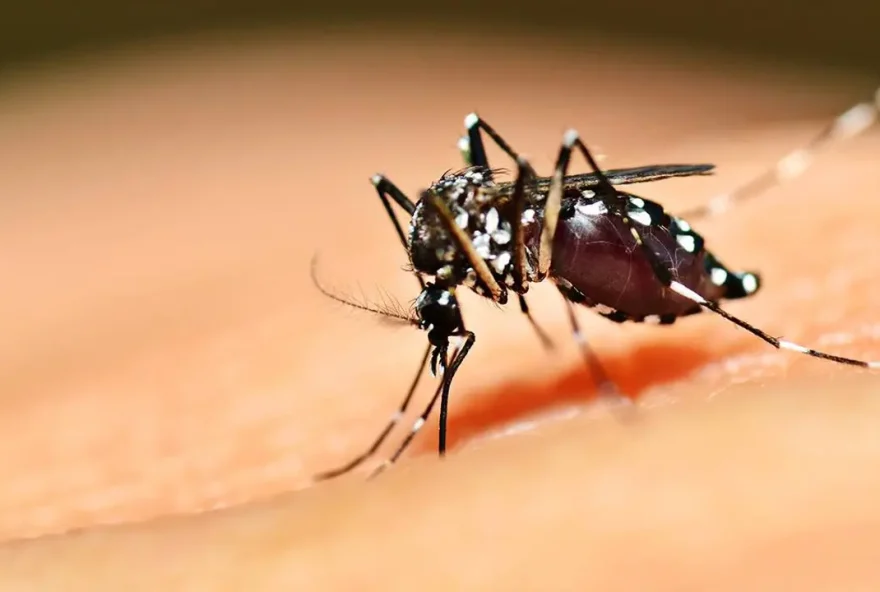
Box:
[414,283,464,347]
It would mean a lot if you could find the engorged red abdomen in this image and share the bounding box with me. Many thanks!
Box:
[549,204,725,317]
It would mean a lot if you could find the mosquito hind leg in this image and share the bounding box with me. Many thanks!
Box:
[680,88,880,221]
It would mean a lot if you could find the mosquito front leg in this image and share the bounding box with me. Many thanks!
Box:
[369,336,474,479]
[460,112,533,171]
[313,344,432,481]
[370,174,425,290]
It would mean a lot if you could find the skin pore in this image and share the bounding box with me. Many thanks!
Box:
[0,29,878,590]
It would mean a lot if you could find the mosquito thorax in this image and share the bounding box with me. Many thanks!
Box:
[408,167,525,296]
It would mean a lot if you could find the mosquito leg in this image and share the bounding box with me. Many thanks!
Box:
[368,378,444,480]
[510,154,556,349]
[558,293,623,399]
[312,343,432,481]
[536,130,577,279]
[369,336,474,479]
[438,332,476,455]
[460,112,531,169]
[680,88,880,220]
[371,174,425,289]
[507,155,533,289]
[519,294,553,350]
[666,281,880,369]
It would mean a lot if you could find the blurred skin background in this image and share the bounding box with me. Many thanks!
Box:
[1,1,880,590]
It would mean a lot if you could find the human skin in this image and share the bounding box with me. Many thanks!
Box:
[0,29,879,590]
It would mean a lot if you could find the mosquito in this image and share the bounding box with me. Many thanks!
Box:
[313,88,880,480]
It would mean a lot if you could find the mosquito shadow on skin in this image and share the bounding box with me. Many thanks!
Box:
[407,339,719,456]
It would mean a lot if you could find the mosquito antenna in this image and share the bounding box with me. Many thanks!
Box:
[310,254,418,326]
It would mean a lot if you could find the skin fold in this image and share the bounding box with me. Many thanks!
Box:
[0,29,878,590]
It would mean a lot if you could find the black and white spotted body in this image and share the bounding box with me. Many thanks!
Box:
[407,164,759,326]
